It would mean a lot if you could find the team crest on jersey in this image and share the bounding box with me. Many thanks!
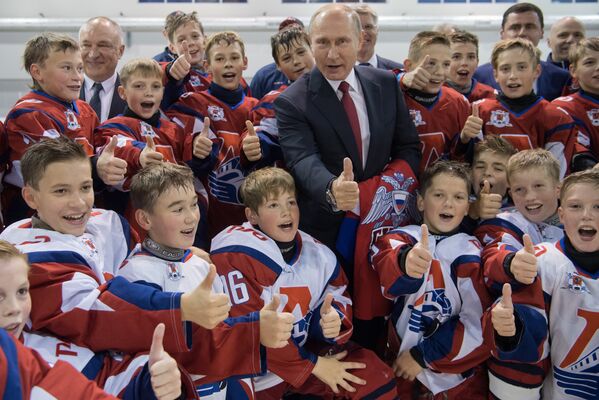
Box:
[207,105,226,122]
[166,262,183,281]
[189,75,202,88]
[562,272,589,294]
[409,109,426,127]
[65,109,80,130]
[487,110,512,128]
[208,156,244,205]
[140,121,156,138]
[587,109,599,127]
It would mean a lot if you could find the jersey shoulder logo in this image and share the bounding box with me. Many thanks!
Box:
[488,110,512,128]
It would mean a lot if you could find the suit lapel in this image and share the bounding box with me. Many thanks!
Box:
[108,74,126,118]
[356,67,383,176]
[308,68,362,174]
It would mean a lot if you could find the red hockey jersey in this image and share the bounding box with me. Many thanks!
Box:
[552,90,599,160]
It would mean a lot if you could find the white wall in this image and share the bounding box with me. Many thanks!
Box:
[0,0,598,116]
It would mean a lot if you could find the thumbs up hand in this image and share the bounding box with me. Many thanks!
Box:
[169,40,192,81]
[405,224,433,279]
[148,324,182,400]
[476,180,503,220]
[402,55,432,90]
[97,135,128,186]
[320,293,342,339]
[180,264,231,329]
[331,158,359,211]
[259,294,295,348]
[140,135,164,168]
[193,117,213,159]
[492,283,516,337]
[509,234,538,285]
[242,120,262,162]
[460,102,483,143]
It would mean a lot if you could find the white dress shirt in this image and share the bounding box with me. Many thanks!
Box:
[357,53,378,68]
[83,73,118,123]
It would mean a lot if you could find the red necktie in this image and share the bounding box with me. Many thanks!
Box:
[339,81,362,161]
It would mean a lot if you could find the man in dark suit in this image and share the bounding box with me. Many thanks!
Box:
[275,4,419,253]
[78,17,127,122]
[354,4,403,70]
[473,2,571,101]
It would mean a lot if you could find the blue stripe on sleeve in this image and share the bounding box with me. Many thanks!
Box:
[26,250,91,269]
[105,276,182,311]
[211,245,282,276]
[0,330,23,400]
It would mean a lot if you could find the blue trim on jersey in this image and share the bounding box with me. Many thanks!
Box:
[498,96,543,117]
[450,254,481,286]
[417,316,459,363]
[168,103,206,120]
[26,250,92,269]
[6,108,65,133]
[80,351,106,381]
[553,365,599,399]
[122,362,156,400]
[479,217,525,241]
[498,304,547,363]
[116,214,133,251]
[558,237,599,279]
[106,276,182,311]
[287,235,302,266]
[252,102,275,112]
[32,90,78,112]
[361,379,397,400]
[423,88,442,111]
[0,330,23,400]
[211,245,282,276]
[98,122,137,138]
[388,274,424,297]
[545,122,575,141]
[488,365,544,389]
[206,89,246,111]
[578,89,599,106]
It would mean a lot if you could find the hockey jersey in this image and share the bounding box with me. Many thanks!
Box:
[117,244,256,400]
[401,83,471,174]
[552,90,599,160]
[475,208,563,293]
[211,223,353,391]
[475,97,577,178]
[444,78,496,103]
[371,225,492,394]
[0,329,117,399]
[485,239,599,400]
[250,86,287,139]
[3,90,99,188]
[167,91,271,238]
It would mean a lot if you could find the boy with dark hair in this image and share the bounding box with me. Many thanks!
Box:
[552,37,599,171]
[399,31,481,174]
[0,137,276,385]
[445,30,496,102]
[487,169,599,399]
[372,160,491,399]
[168,32,278,239]
[464,38,578,178]
[211,167,398,399]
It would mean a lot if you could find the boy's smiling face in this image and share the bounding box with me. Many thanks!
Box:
[276,40,314,82]
[245,190,299,243]
[493,47,540,98]
[31,49,84,102]
[559,182,599,253]
[418,173,469,234]
[170,21,205,67]
[448,42,478,90]
[472,150,510,197]
[509,167,560,223]
[118,73,164,119]
[22,159,94,237]
[206,41,247,90]
[0,256,31,338]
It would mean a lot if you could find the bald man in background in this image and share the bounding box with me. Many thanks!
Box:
[546,16,586,70]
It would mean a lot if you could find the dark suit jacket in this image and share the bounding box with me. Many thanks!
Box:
[376,55,403,70]
[275,66,420,248]
[473,61,570,101]
[79,74,127,121]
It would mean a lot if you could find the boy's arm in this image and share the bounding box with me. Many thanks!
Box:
[371,229,425,299]
[411,253,492,374]
[211,250,318,388]
[542,105,578,178]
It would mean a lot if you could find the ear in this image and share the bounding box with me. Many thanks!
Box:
[558,205,565,224]
[29,63,43,84]
[117,85,126,101]
[135,209,152,231]
[245,207,258,225]
[203,59,211,74]
[417,192,424,212]
[403,59,412,72]
[532,62,541,80]
[242,56,248,71]
[168,42,177,55]
[493,68,499,84]
[21,186,39,210]
[117,44,125,59]
[569,63,578,80]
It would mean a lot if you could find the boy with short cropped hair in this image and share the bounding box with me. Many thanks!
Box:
[0,137,275,383]
[0,240,188,399]
[552,37,599,171]
[211,167,398,399]
[371,160,491,399]
[487,169,599,399]
[475,149,563,292]
[168,31,277,239]
[445,30,496,102]
[2,33,105,225]
[465,38,578,178]
[399,31,480,174]
[118,162,295,399]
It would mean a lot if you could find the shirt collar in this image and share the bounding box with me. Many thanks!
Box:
[84,72,118,92]
[326,68,359,94]
[357,53,378,68]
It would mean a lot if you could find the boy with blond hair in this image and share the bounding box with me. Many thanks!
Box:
[118,162,295,399]
[372,161,491,399]
[445,30,496,103]
[0,137,281,385]
[475,149,563,292]
[463,38,578,178]
[487,169,599,399]
[399,31,482,174]
[168,32,277,239]
[552,37,599,171]
[211,167,398,399]
[2,33,125,224]
[0,240,188,399]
